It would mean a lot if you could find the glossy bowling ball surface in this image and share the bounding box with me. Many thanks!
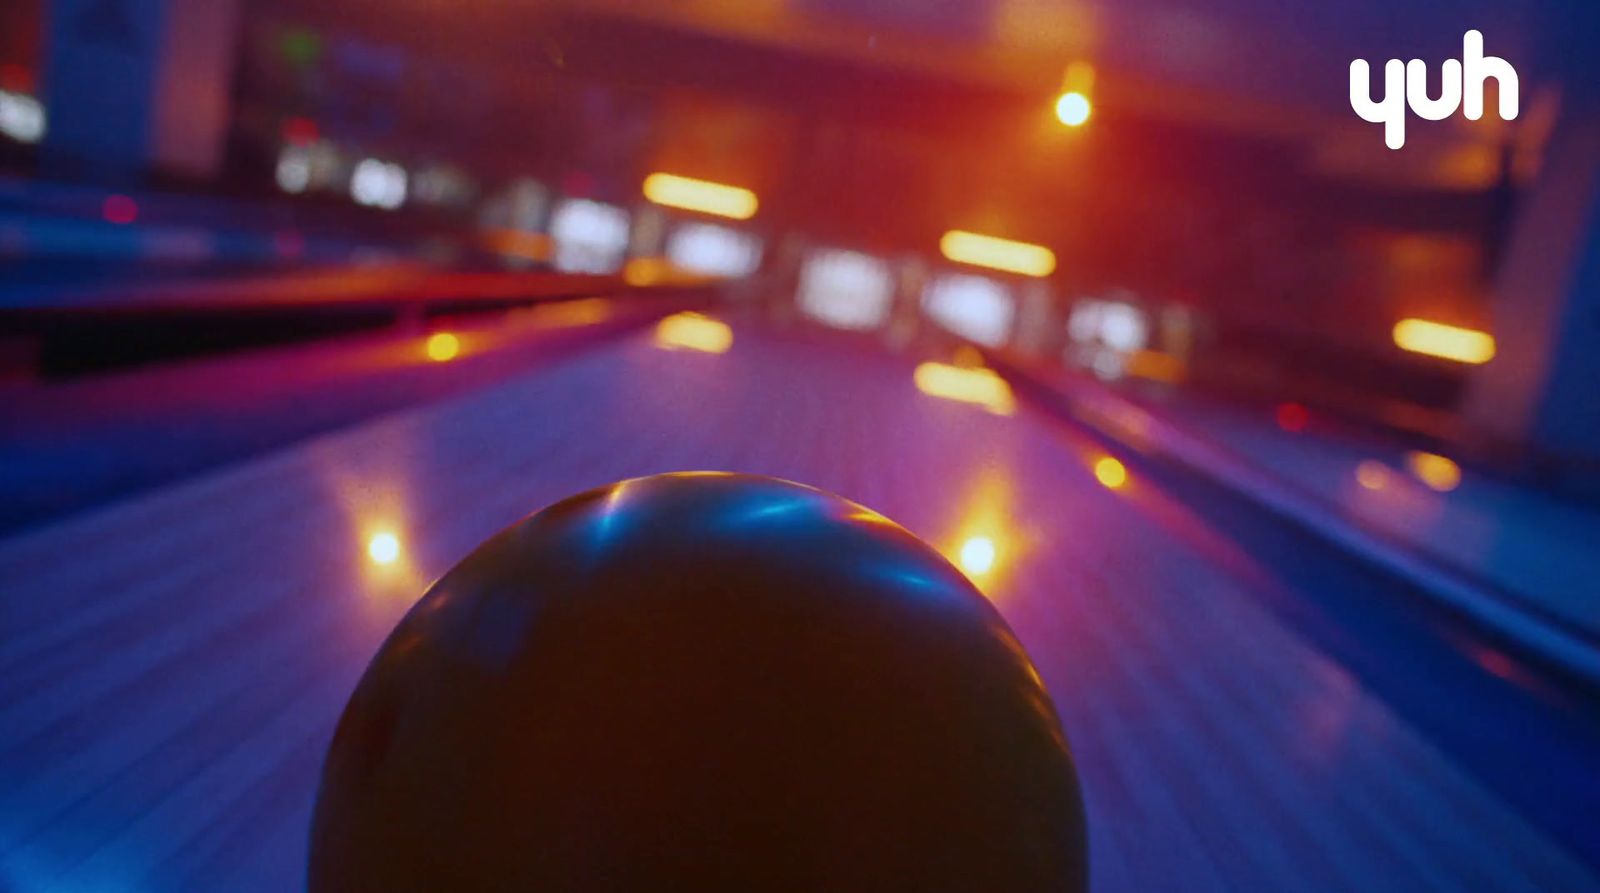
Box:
[309,472,1086,892]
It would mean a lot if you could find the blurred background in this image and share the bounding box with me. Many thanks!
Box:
[3,0,1600,890]
[4,0,1598,467]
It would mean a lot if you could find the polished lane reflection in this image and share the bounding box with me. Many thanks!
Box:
[0,321,1594,892]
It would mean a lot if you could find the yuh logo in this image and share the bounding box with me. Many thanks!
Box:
[1350,30,1518,150]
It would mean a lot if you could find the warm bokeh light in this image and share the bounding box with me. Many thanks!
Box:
[939,230,1056,277]
[1276,402,1310,432]
[1062,60,1097,92]
[1356,460,1389,490]
[913,362,1016,415]
[959,536,997,576]
[482,228,553,263]
[623,257,678,286]
[1054,91,1092,126]
[642,172,759,220]
[425,332,461,362]
[940,467,1024,596]
[1406,450,1462,492]
[655,311,734,353]
[622,257,722,287]
[524,297,613,328]
[1125,349,1185,383]
[1392,318,1496,364]
[366,532,401,565]
[1093,456,1128,489]
[952,344,985,368]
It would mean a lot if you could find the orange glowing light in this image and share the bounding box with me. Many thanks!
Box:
[1356,460,1389,490]
[1392,318,1495,364]
[655,312,733,353]
[524,297,613,328]
[913,362,1016,415]
[1093,456,1128,489]
[1054,91,1092,126]
[482,228,553,262]
[1406,450,1462,492]
[642,173,758,220]
[941,467,1023,596]
[624,257,673,286]
[959,536,997,576]
[939,230,1056,278]
[367,531,401,565]
[622,257,718,287]
[425,332,461,362]
[1125,349,1186,383]
[1062,61,1096,92]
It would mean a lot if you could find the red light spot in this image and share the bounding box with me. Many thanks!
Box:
[282,116,319,145]
[561,171,594,197]
[1276,402,1310,433]
[0,64,31,93]
[102,195,138,225]
[1474,647,1517,681]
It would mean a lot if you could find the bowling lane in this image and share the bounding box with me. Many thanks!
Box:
[1,316,1595,892]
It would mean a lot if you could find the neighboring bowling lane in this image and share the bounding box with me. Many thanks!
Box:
[0,295,657,533]
[1,317,1596,892]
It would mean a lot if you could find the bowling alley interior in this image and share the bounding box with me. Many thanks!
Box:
[3,0,1600,890]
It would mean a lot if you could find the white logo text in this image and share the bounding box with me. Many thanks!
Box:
[1350,30,1518,149]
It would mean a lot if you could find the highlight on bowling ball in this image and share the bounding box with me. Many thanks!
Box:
[309,472,1086,891]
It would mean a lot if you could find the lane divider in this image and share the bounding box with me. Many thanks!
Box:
[989,352,1600,691]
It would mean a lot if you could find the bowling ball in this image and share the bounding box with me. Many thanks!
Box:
[309,472,1085,892]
